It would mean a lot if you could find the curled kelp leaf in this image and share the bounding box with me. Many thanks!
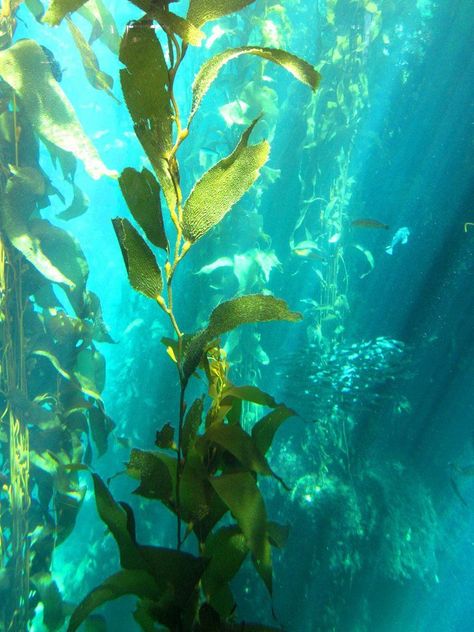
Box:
[66,17,118,101]
[43,0,89,25]
[190,46,321,124]
[78,0,120,54]
[0,40,116,179]
[187,0,256,28]
[150,8,205,47]
[182,118,269,243]
[112,217,163,300]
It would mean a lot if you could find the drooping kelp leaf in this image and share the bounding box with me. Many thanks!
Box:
[78,0,120,54]
[155,423,175,450]
[89,405,115,456]
[182,295,301,382]
[182,118,269,243]
[66,17,118,101]
[187,0,256,28]
[211,472,272,593]
[119,19,175,211]
[267,522,290,549]
[25,0,45,20]
[202,526,248,618]
[112,218,163,300]
[251,405,295,456]
[43,0,88,25]
[0,40,116,179]
[31,572,66,631]
[119,168,168,250]
[189,46,321,123]
[149,7,205,46]
[182,397,203,457]
[57,183,89,220]
[68,570,162,632]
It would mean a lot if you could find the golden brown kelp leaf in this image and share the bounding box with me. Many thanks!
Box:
[150,8,205,46]
[119,21,175,211]
[182,118,269,243]
[66,17,118,101]
[73,348,105,400]
[112,218,163,300]
[187,0,256,28]
[210,472,272,594]
[119,168,168,251]
[182,295,301,381]
[43,0,88,25]
[251,405,295,456]
[189,46,321,123]
[0,40,115,179]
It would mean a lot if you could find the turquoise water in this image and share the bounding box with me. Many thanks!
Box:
[0,1,473,630]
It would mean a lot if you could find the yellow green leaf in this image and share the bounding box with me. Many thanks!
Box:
[151,8,205,46]
[190,46,321,124]
[66,17,118,101]
[112,218,163,300]
[78,0,120,54]
[187,0,256,28]
[182,118,269,243]
[43,0,88,25]
[119,19,175,211]
[210,472,272,593]
[0,40,115,179]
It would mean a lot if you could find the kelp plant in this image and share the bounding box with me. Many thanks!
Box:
[65,0,320,630]
[0,1,117,631]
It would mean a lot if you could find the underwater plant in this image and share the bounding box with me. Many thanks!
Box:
[0,2,118,629]
[41,0,321,630]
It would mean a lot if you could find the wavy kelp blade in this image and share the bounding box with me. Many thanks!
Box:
[0,40,115,179]
[119,168,168,250]
[67,570,161,632]
[252,405,295,456]
[119,20,175,211]
[183,294,301,381]
[72,348,105,400]
[43,0,88,25]
[187,0,256,28]
[190,46,320,124]
[112,218,163,300]
[25,0,45,20]
[56,183,89,220]
[182,118,269,243]
[211,472,272,594]
[78,0,120,54]
[31,572,65,631]
[66,17,118,101]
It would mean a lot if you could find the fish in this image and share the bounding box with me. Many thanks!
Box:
[352,218,389,230]
[386,226,410,255]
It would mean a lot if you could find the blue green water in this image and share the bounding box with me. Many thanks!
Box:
[2,0,474,630]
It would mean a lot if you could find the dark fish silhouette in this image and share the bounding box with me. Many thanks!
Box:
[351,218,389,230]
[40,45,63,82]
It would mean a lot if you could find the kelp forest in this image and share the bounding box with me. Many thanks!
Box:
[0,0,473,631]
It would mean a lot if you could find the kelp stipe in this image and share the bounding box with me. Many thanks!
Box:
[65,0,320,630]
[0,2,116,630]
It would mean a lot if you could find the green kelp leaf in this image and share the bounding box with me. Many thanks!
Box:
[151,8,205,46]
[78,0,120,54]
[73,349,105,400]
[89,405,115,456]
[187,0,256,28]
[182,118,269,243]
[190,46,321,123]
[25,0,45,21]
[182,397,203,457]
[221,385,279,409]
[211,472,272,593]
[0,40,116,179]
[119,168,168,250]
[31,572,65,631]
[43,0,88,25]
[68,570,161,632]
[202,526,248,617]
[252,405,295,456]
[57,183,89,220]
[8,165,46,195]
[119,20,175,211]
[112,218,163,300]
[182,295,301,382]
[155,423,175,450]
[205,423,273,477]
[55,486,87,543]
[66,17,118,101]
[267,522,290,549]
[126,448,174,503]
